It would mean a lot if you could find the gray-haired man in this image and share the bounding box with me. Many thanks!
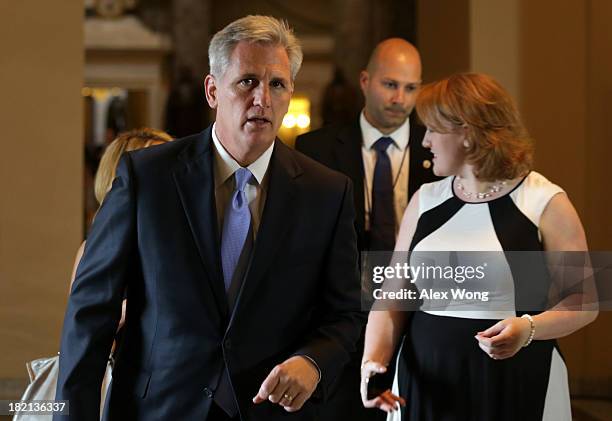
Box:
[55,15,364,421]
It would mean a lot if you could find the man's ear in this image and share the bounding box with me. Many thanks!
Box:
[204,74,218,108]
[359,70,370,94]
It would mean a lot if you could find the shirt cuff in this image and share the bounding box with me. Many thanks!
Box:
[298,354,322,383]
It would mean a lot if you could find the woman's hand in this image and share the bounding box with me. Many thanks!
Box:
[360,361,406,413]
[474,317,531,360]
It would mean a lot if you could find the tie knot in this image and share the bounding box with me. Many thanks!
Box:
[234,167,253,192]
[373,137,394,153]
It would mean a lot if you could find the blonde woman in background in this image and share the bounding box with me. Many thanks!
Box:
[72,128,173,289]
[15,128,172,421]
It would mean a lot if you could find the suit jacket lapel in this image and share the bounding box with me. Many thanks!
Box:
[173,127,229,321]
[232,140,299,314]
[334,122,365,234]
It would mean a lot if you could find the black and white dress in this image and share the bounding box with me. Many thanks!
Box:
[394,171,571,421]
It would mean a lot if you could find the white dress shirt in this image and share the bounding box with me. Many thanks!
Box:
[360,111,411,233]
[211,123,274,238]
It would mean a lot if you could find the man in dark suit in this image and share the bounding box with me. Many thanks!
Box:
[55,16,364,421]
[296,38,439,420]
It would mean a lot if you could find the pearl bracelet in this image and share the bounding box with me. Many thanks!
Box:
[521,314,535,347]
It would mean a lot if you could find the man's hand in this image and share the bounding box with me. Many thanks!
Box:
[252,356,319,412]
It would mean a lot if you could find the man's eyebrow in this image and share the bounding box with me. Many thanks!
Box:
[269,76,291,88]
[381,77,422,85]
[235,73,259,80]
[271,75,290,82]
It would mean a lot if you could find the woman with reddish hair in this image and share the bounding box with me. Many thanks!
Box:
[361,73,597,420]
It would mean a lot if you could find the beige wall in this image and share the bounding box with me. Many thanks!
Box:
[417,0,471,83]
[470,0,520,101]
[585,0,612,252]
[0,2,83,394]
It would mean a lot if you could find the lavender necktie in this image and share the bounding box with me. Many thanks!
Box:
[221,167,253,292]
[215,167,253,417]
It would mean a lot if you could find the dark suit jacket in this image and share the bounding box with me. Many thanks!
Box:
[54,126,365,421]
[295,114,439,250]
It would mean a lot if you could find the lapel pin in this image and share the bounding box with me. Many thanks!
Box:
[423,159,432,169]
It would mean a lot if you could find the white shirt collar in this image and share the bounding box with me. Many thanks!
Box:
[359,110,410,150]
[211,122,274,189]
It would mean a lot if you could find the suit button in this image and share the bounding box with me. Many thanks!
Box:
[203,387,214,398]
[224,339,232,350]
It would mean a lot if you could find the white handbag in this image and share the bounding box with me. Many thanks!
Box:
[13,355,112,421]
